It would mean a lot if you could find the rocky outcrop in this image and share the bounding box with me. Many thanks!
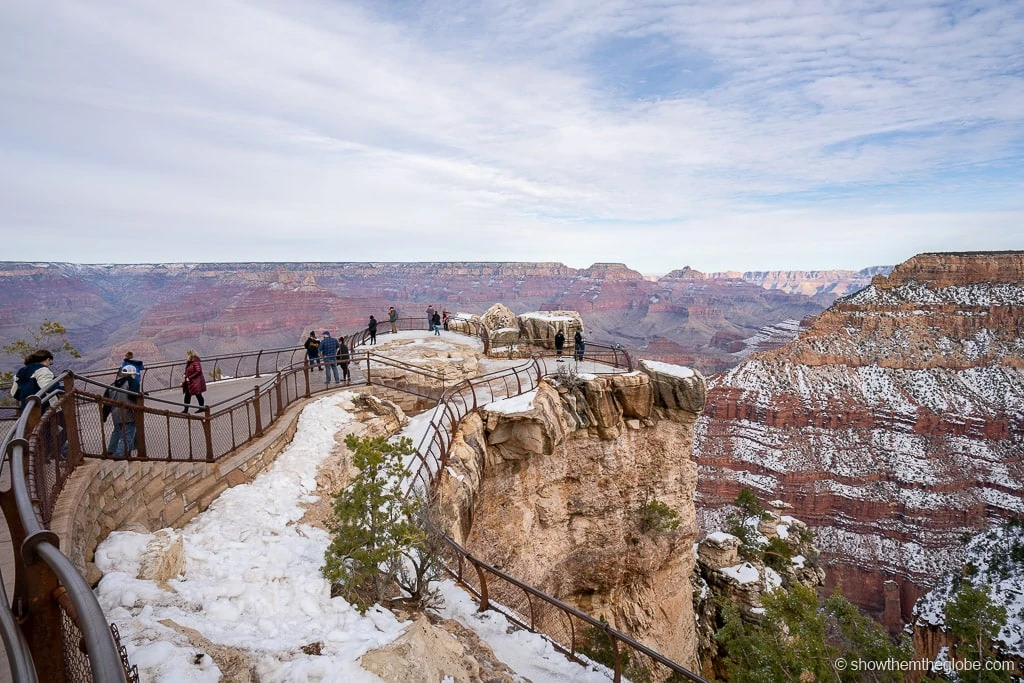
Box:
[717,267,893,299]
[695,251,1024,621]
[516,310,583,348]
[360,615,519,683]
[692,503,826,677]
[437,362,707,669]
[480,303,520,347]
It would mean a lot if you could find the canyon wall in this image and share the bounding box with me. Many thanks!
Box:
[0,261,848,375]
[438,363,707,668]
[694,251,1024,621]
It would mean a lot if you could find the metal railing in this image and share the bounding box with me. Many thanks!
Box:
[0,319,707,682]
[2,379,136,683]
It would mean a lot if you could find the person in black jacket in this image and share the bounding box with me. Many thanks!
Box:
[338,340,351,383]
[554,330,565,356]
[573,328,585,362]
[368,316,378,345]
[432,311,441,336]
[304,331,322,369]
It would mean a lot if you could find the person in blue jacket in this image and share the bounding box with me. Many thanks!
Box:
[320,331,341,385]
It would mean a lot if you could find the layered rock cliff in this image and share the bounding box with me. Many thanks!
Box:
[694,251,1024,621]
[437,362,707,668]
[0,261,848,375]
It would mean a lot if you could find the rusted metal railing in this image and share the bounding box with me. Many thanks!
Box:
[2,378,136,682]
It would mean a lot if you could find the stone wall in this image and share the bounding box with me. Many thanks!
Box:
[50,396,313,584]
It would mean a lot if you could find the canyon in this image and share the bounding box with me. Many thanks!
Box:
[0,261,884,376]
[7,253,1019,634]
[694,251,1024,623]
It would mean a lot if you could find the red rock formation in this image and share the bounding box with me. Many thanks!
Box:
[0,261,844,374]
[695,251,1024,621]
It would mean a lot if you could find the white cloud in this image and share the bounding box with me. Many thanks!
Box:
[0,0,1021,271]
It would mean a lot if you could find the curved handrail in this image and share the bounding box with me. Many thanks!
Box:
[0,566,36,683]
[2,381,133,682]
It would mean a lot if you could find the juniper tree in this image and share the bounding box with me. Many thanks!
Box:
[322,434,443,612]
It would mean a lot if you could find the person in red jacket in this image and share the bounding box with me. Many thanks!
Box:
[181,349,208,413]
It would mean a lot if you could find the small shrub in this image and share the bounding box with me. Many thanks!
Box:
[639,499,681,534]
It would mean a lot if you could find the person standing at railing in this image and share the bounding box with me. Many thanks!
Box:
[432,310,442,336]
[338,339,351,383]
[442,309,450,331]
[368,315,378,345]
[120,350,144,374]
[181,349,208,413]
[10,349,56,413]
[388,306,398,334]
[320,331,341,385]
[304,331,322,370]
[426,304,435,331]
[574,329,586,362]
[554,330,565,356]
[105,364,140,457]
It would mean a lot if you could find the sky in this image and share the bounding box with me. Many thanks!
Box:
[1,0,1022,273]
[94,390,615,681]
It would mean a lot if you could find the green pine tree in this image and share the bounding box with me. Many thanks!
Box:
[716,584,910,683]
[322,434,443,613]
[944,583,1010,682]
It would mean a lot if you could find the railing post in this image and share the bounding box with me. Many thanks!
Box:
[608,629,622,683]
[365,353,371,386]
[303,362,311,398]
[253,385,263,436]
[203,410,214,462]
[255,349,263,378]
[135,390,148,460]
[61,375,82,463]
[275,372,283,417]
[473,561,490,612]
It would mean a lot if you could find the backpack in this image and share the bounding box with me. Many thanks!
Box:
[14,365,42,409]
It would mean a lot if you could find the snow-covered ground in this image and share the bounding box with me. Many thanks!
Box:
[95,392,611,682]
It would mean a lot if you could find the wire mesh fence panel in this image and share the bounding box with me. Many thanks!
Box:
[259,391,273,432]
[72,392,111,457]
[209,411,238,459]
[60,608,93,683]
[163,415,204,461]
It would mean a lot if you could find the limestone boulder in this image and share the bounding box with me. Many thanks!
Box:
[639,359,707,415]
[480,303,517,333]
[137,530,185,586]
[579,375,622,439]
[361,616,518,683]
[610,372,653,419]
[757,511,781,539]
[697,532,741,570]
[517,310,583,348]
[446,312,481,336]
[436,413,487,544]
[482,384,571,461]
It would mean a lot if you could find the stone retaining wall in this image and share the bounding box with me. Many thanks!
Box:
[50,396,314,583]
